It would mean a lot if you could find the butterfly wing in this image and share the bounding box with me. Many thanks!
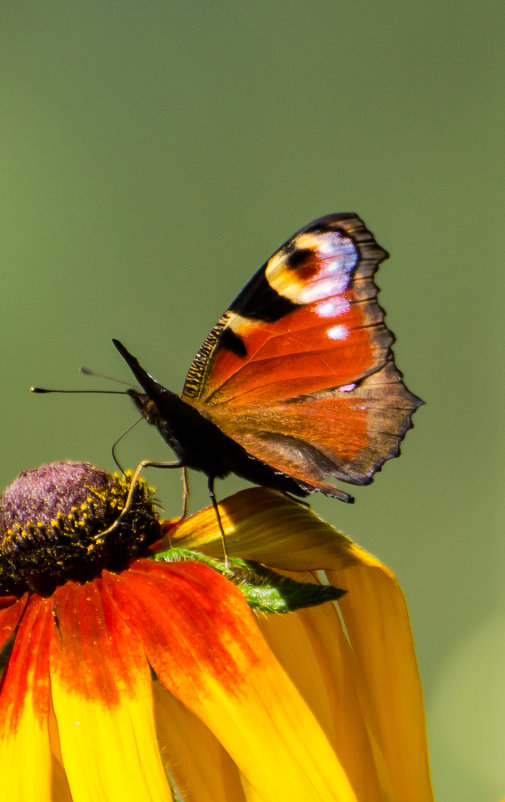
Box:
[181,213,422,496]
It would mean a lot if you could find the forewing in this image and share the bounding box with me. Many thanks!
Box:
[182,213,390,406]
[182,213,422,491]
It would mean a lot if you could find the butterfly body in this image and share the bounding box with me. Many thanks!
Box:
[116,213,422,503]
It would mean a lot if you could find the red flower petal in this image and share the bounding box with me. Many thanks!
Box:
[0,594,27,652]
[103,559,260,696]
[0,595,53,801]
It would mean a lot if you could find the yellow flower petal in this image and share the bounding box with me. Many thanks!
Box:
[1,702,52,801]
[50,579,171,802]
[330,553,433,802]
[193,649,357,802]
[258,593,384,801]
[0,596,52,802]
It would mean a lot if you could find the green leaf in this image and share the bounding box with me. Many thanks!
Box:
[154,548,345,613]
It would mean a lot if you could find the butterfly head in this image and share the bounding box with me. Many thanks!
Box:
[126,389,160,428]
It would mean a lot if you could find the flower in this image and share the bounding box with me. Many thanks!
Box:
[0,462,433,802]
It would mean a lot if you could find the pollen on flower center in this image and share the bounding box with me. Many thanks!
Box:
[0,461,160,597]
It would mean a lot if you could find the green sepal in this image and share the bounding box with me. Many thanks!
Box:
[154,547,345,613]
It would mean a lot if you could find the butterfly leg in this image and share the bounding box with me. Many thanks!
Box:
[95,458,184,540]
[180,466,189,521]
[207,477,229,566]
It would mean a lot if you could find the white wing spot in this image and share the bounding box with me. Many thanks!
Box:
[316,298,351,318]
[327,324,349,340]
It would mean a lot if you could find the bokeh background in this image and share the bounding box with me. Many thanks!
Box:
[1,2,503,798]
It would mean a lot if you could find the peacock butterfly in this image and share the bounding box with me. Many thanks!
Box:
[114,213,422,508]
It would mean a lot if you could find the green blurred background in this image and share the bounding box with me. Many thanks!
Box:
[1,1,503,798]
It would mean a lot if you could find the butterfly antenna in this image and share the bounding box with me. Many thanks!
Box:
[30,362,140,395]
[207,477,229,566]
[30,386,127,395]
[80,366,136,388]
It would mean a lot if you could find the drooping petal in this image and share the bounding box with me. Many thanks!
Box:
[167,487,358,570]
[49,578,172,802]
[104,559,357,802]
[0,595,53,802]
[258,589,384,801]
[329,554,433,802]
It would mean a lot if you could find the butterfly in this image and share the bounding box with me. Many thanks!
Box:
[114,213,422,515]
